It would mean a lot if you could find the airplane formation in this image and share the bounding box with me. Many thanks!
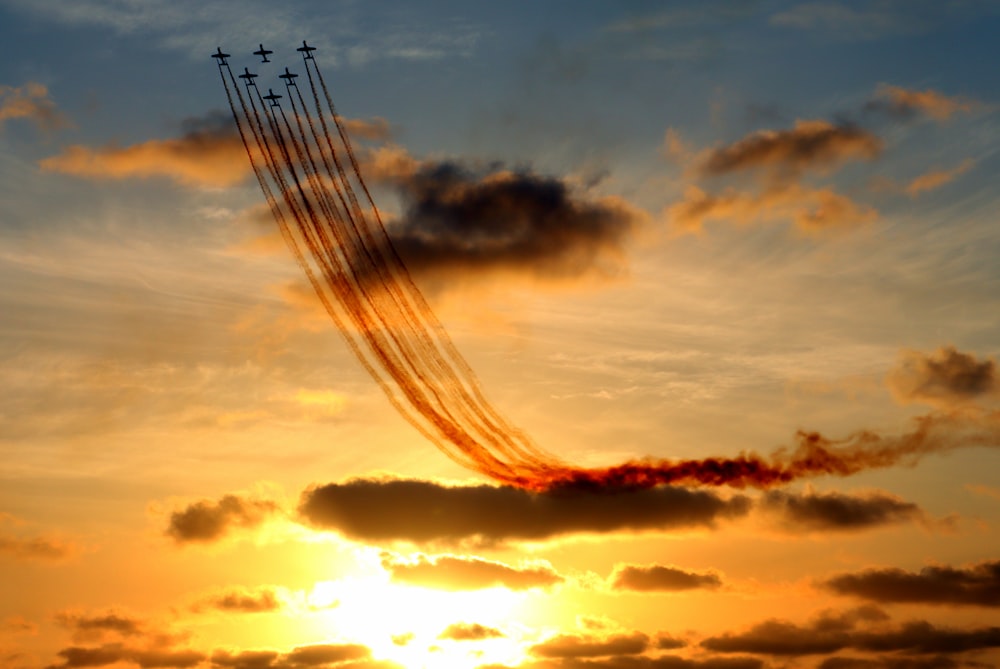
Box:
[213,42,315,105]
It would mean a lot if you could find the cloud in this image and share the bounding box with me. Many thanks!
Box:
[339,117,393,143]
[609,564,722,592]
[818,656,967,669]
[666,183,877,234]
[759,489,924,532]
[46,643,205,669]
[701,606,888,657]
[54,612,143,642]
[380,553,564,590]
[654,635,687,651]
[209,644,376,668]
[664,119,881,235]
[39,110,250,187]
[165,493,280,544]
[0,82,71,131]
[193,587,282,613]
[439,623,505,641]
[868,85,979,122]
[904,160,976,197]
[297,478,750,545]
[769,2,925,39]
[0,534,79,562]
[697,120,882,181]
[822,560,1000,607]
[361,156,644,286]
[508,658,767,669]
[530,632,650,659]
[701,606,1000,657]
[886,346,997,409]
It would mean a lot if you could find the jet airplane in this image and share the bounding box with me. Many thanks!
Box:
[262,88,283,107]
[279,67,299,85]
[296,40,317,59]
[253,44,273,62]
[238,67,259,84]
[211,47,231,65]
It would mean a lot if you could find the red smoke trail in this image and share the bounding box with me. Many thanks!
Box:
[215,49,998,493]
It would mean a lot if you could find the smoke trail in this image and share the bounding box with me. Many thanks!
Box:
[214,47,997,494]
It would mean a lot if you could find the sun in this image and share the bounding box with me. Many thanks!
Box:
[300,560,532,669]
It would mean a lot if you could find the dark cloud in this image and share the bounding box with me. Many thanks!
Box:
[701,606,1000,657]
[505,655,765,669]
[823,657,969,669]
[363,155,643,286]
[438,623,505,641]
[530,632,650,659]
[760,489,924,532]
[0,82,71,131]
[194,587,282,613]
[609,564,722,592]
[46,642,205,669]
[887,346,997,409]
[865,85,978,123]
[210,644,374,669]
[823,560,1000,607]
[698,120,882,180]
[297,478,750,545]
[381,553,563,590]
[166,494,280,544]
[654,635,687,651]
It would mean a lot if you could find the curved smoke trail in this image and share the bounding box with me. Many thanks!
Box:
[214,46,998,492]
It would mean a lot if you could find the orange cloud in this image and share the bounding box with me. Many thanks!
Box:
[339,116,393,142]
[905,159,976,197]
[192,587,282,613]
[438,623,505,641]
[0,82,70,131]
[39,111,250,187]
[0,517,80,563]
[698,120,882,180]
[667,183,877,234]
[873,84,978,122]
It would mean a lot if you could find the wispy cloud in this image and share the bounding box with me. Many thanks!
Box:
[0,82,71,132]
[191,586,283,613]
[3,0,481,65]
[867,84,980,122]
[381,552,564,591]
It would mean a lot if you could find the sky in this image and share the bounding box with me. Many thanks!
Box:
[2,1,1000,668]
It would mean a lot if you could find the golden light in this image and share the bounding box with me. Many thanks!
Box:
[299,551,533,669]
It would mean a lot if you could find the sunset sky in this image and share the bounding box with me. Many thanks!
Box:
[2,2,1000,669]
